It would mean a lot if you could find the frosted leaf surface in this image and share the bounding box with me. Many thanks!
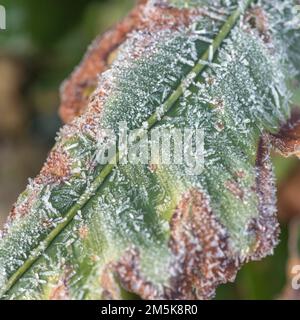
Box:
[0,0,299,300]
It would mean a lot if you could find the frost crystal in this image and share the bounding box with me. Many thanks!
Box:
[0,0,299,300]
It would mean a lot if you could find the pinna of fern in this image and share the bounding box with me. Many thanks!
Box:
[0,0,300,300]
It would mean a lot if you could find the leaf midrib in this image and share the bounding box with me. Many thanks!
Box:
[1,0,254,297]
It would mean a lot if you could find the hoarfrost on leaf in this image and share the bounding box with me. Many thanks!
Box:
[0,0,300,300]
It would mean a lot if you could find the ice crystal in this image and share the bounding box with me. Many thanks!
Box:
[0,0,299,300]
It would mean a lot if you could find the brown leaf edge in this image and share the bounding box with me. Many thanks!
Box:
[107,110,300,300]
[59,0,202,123]
[59,0,147,123]
[109,110,300,300]
[103,133,279,300]
[270,107,300,158]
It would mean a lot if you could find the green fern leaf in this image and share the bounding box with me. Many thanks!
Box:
[0,0,299,300]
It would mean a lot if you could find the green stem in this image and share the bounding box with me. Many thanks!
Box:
[1,0,253,297]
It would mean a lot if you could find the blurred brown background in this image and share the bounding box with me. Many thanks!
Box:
[0,0,300,299]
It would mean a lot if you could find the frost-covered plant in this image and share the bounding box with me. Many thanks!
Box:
[0,0,300,300]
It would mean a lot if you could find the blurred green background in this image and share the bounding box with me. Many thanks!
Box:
[0,0,300,300]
